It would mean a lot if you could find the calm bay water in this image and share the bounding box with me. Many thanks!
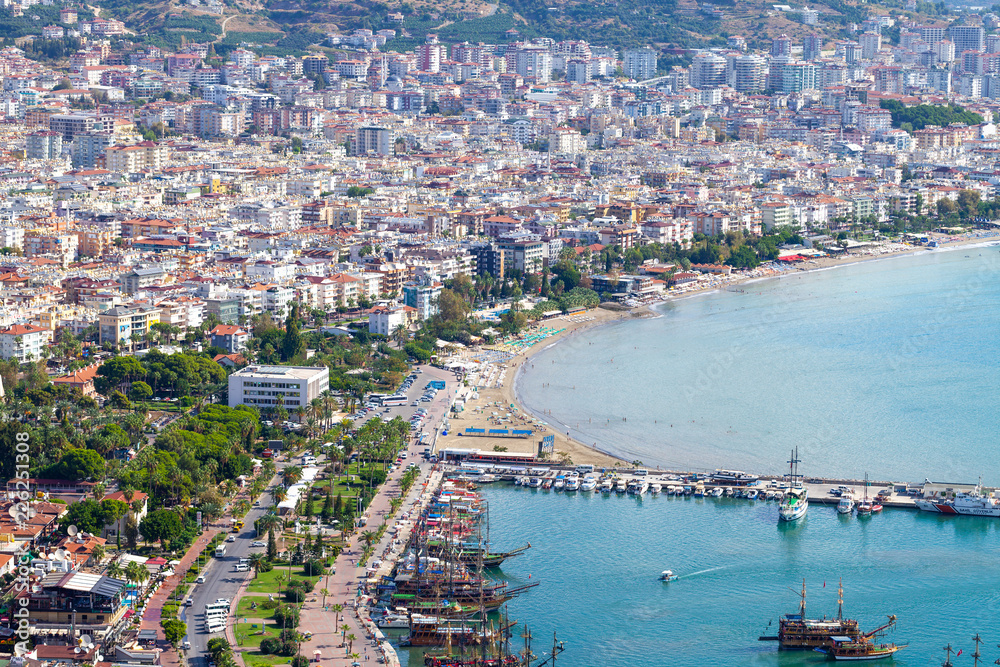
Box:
[516,244,1000,484]
[480,485,1000,666]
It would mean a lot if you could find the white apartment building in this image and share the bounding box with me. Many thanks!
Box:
[368,306,405,336]
[228,365,330,410]
[0,323,47,361]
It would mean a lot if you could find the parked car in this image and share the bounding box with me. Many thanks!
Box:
[251,540,266,547]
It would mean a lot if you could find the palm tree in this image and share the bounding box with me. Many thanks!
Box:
[340,624,350,643]
[275,573,285,595]
[346,633,356,655]
[361,531,377,549]
[258,513,283,535]
[331,603,344,629]
[107,561,124,580]
[282,466,302,486]
[248,552,266,578]
[320,587,330,608]
[91,544,107,566]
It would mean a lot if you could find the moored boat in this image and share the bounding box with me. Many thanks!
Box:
[837,496,855,515]
[778,449,808,522]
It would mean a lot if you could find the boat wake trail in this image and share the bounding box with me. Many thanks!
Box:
[678,565,733,579]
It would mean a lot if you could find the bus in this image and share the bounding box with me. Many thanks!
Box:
[205,602,229,614]
[382,395,408,407]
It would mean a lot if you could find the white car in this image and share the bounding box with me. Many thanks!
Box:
[251,540,266,547]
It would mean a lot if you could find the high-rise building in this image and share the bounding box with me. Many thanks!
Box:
[514,46,552,83]
[771,34,792,57]
[26,130,62,160]
[417,35,447,73]
[773,60,816,93]
[690,53,727,89]
[623,48,658,80]
[732,55,767,92]
[354,126,393,156]
[803,34,823,61]
[859,32,882,59]
[949,25,985,53]
[72,131,113,169]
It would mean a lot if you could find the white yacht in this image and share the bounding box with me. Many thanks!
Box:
[527,477,543,488]
[650,482,662,495]
[709,487,723,498]
[565,475,580,492]
[554,475,566,491]
[580,476,597,492]
[627,478,649,495]
[615,478,629,494]
[599,478,613,493]
[836,495,855,515]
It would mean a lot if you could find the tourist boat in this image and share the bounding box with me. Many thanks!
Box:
[760,580,864,651]
[615,479,629,494]
[565,475,580,492]
[659,570,676,582]
[712,469,760,486]
[778,449,808,522]
[542,477,553,490]
[599,479,613,494]
[580,476,597,492]
[694,482,705,497]
[837,496,855,515]
[527,477,543,489]
[650,482,662,495]
[553,476,566,491]
[710,487,723,498]
[814,616,905,661]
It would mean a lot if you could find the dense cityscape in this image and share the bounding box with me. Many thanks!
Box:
[4,0,1000,665]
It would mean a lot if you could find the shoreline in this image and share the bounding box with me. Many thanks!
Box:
[442,231,1000,471]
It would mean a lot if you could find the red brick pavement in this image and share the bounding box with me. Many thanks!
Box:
[139,526,222,667]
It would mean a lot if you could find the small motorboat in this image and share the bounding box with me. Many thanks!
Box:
[659,570,676,582]
[837,495,855,515]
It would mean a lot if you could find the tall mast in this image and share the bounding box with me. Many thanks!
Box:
[972,634,982,667]
[837,578,843,621]
[943,643,954,667]
[799,579,806,619]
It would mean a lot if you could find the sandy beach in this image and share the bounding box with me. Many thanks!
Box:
[437,230,1000,467]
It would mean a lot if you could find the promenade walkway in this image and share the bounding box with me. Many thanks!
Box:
[140,525,222,667]
[297,459,441,667]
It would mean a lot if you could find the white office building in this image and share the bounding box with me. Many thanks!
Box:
[229,365,330,410]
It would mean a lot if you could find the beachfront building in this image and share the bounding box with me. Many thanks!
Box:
[228,365,330,410]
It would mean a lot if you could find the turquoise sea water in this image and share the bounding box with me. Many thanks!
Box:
[516,244,1000,484]
[480,485,1000,666]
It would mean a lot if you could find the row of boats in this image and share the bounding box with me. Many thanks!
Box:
[370,477,548,667]
[515,472,798,499]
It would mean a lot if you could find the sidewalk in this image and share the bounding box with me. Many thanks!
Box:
[140,525,222,667]
[296,460,439,667]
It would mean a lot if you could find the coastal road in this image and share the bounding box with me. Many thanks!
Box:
[183,487,276,665]
[295,365,455,667]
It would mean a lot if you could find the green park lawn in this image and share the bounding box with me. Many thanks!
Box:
[246,567,321,594]
[234,620,281,648]
[236,596,276,620]
[242,651,294,667]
